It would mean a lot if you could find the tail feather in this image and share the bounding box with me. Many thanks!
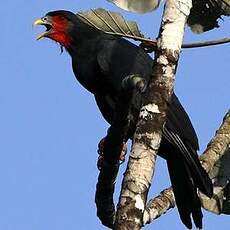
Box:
[163,126,213,198]
[191,206,203,229]
[185,162,203,229]
[167,151,204,229]
[186,145,213,198]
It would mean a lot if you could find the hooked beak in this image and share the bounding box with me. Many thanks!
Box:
[33,17,53,40]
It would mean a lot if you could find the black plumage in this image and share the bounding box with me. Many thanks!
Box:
[35,10,213,229]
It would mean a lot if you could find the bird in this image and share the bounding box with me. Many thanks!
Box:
[33,10,213,229]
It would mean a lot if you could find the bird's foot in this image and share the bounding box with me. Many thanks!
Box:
[97,137,127,170]
[121,74,147,93]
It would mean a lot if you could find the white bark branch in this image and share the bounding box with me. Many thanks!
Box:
[114,1,192,229]
[143,110,230,225]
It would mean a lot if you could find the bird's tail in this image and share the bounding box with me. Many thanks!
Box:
[166,149,212,229]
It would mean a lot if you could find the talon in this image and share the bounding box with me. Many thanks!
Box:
[121,74,147,93]
[97,137,127,170]
[119,143,127,163]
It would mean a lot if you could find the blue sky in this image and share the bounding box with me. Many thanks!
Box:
[0,1,229,229]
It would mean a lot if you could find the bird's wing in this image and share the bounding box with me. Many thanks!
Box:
[94,94,115,124]
[96,36,199,150]
[163,113,212,197]
[96,36,153,93]
[167,94,199,151]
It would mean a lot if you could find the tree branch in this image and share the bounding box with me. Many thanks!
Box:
[114,0,192,229]
[199,110,230,172]
[139,37,230,52]
[182,37,230,49]
[200,146,230,214]
[143,110,230,226]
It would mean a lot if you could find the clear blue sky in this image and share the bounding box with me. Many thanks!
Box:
[0,1,229,229]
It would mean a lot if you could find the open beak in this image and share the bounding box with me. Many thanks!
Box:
[33,17,53,40]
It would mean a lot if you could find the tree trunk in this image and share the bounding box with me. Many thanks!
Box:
[114,0,193,229]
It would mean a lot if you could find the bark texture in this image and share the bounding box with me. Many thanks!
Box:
[199,111,230,214]
[114,1,192,229]
[143,110,230,225]
[200,110,230,172]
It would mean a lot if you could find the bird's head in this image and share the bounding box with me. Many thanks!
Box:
[33,10,77,48]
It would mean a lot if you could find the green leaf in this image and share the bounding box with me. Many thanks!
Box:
[76,8,150,42]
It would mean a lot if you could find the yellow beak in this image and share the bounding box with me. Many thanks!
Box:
[33,18,50,40]
[33,18,44,27]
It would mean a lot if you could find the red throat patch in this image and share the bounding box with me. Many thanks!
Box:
[47,15,71,48]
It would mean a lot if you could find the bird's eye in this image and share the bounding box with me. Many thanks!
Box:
[43,17,48,22]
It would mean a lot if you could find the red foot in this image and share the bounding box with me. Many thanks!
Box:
[97,137,127,170]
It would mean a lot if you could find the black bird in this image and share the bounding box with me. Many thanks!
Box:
[34,10,213,229]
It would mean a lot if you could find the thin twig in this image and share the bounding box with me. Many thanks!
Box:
[139,37,230,52]
[182,37,230,48]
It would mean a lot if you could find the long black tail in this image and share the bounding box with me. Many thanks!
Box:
[166,148,212,229]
